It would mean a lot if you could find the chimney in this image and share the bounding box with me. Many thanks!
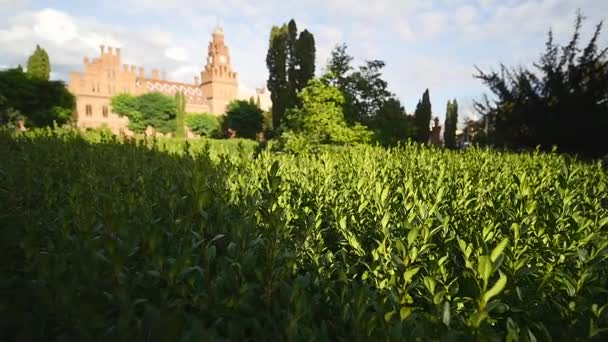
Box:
[100,45,105,54]
[130,65,136,73]
[108,46,113,54]
[151,69,159,80]
[123,64,129,72]
[194,76,199,84]
[116,47,121,57]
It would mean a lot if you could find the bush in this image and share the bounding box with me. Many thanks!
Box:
[0,67,74,127]
[223,100,263,139]
[111,92,177,134]
[185,113,221,137]
[281,78,372,148]
[2,130,607,340]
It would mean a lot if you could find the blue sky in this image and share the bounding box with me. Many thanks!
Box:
[1,0,607,123]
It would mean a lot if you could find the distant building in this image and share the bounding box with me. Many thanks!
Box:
[430,117,442,146]
[68,26,270,134]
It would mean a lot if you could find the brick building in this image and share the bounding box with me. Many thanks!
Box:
[68,26,270,134]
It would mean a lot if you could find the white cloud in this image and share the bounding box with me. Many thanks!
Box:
[32,9,78,45]
[419,11,448,38]
[164,47,189,62]
[396,19,415,41]
[454,5,476,28]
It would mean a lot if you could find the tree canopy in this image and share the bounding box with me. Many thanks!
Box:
[26,45,51,81]
[266,19,316,131]
[110,92,177,134]
[0,67,74,127]
[474,13,608,157]
[223,100,263,139]
[185,113,221,138]
[282,78,372,149]
[322,44,415,146]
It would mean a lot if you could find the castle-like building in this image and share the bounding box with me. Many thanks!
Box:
[68,27,269,134]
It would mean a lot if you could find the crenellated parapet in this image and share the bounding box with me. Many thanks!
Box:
[68,27,241,133]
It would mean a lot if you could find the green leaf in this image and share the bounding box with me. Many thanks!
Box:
[442,302,451,327]
[404,266,421,284]
[423,276,437,294]
[478,255,493,285]
[384,310,395,322]
[400,306,412,320]
[483,272,507,304]
[339,216,347,230]
[491,238,509,262]
[407,228,420,247]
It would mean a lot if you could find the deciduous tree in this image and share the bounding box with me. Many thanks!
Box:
[223,100,263,139]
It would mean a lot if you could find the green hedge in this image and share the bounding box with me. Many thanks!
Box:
[1,130,607,340]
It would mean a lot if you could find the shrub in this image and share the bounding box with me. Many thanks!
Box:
[185,113,221,137]
[223,100,263,139]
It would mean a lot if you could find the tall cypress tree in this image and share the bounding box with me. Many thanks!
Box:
[294,29,316,93]
[286,20,299,110]
[174,91,186,138]
[414,89,432,143]
[266,25,289,130]
[443,99,458,149]
[267,20,316,132]
[26,44,50,80]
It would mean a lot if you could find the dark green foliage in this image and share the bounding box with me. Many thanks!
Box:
[266,19,316,132]
[185,113,221,137]
[111,92,177,134]
[26,44,50,80]
[0,67,74,127]
[2,130,607,340]
[266,25,289,130]
[223,100,263,139]
[443,99,458,149]
[414,89,432,143]
[371,97,416,146]
[323,44,412,145]
[325,43,353,89]
[474,13,608,157]
[174,92,186,138]
[286,19,299,110]
[294,29,316,93]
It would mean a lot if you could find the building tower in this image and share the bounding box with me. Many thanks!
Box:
[200,26,238,115]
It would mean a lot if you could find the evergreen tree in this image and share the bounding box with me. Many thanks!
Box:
[26,45,50,80]
[414,89,432,143]
[174,92,186,138]
[294,29,316,92]
[475,13,608,157]
[286,20,299,110]
[266,25,289,130]
[443,99,458,149]
[267,20,316,133]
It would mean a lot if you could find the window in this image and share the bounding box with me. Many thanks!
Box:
[85,105,92,116]
[102,106,108,118]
